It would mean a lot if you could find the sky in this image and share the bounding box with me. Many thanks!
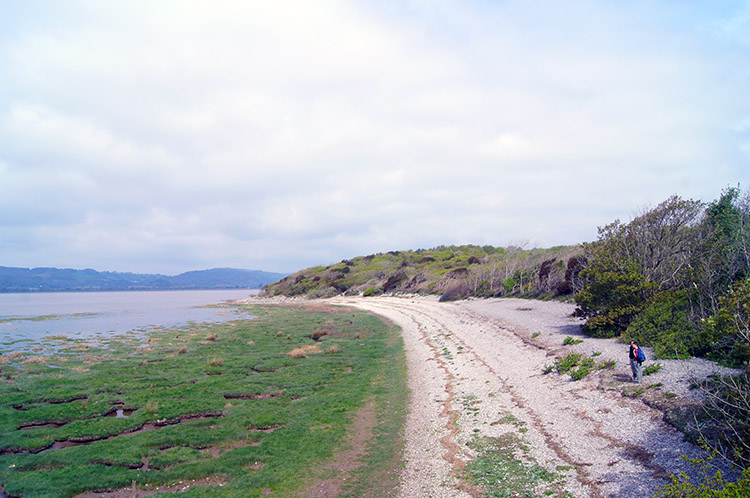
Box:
[1,0,749,275]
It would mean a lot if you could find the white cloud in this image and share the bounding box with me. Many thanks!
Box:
[0,0,748,273]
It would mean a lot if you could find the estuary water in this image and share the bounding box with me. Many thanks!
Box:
[0,289,257,352]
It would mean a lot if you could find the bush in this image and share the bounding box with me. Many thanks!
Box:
[654,452,750,497]
[570,357,595,381]
[363,287,380,297]
[570,366,590,381]
[694,373,750,468]
[502,277,517,294]
[563,336,583,345]
[554,353,582,373]
[576,266,656,338]
[624,290,706,359]
[704,276,750,368]
[311,328,330,341]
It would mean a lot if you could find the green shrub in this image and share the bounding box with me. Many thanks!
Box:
[569,358,594,381]
[693,373,750,468]
[363,287,379,297]
[653,452,750,498]
[570,365,590,381]
[563,336,583,345]
[624,290,706,360]
[703,276,750,368]
[554,353,582,373]
[576,266,656,338]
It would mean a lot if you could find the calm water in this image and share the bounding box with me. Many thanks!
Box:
[0,289,258,352]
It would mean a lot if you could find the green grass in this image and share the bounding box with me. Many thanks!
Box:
[0,304,407,498]
[463,433,567,497]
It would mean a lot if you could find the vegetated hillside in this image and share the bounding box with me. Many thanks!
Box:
[262,244,583,301]
[0,266,287,292]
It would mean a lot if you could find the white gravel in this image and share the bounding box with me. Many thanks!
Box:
[324,295,740,498]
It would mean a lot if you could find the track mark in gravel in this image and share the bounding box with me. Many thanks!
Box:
[576,408,671,482]
[409,314,482,497]
[345,299,665,498]
[394,301,608,497]
[433,306,606,498]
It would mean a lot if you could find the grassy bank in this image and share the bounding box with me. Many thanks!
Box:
[0,303,407,497]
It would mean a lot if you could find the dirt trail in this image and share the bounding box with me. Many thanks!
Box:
[327,295,735,498]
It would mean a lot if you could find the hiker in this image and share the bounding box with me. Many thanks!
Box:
[629,341,644,383]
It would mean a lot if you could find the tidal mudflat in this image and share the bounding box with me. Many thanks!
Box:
[0,290,256,353]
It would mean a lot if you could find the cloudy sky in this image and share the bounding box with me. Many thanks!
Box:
[1,0,748,275]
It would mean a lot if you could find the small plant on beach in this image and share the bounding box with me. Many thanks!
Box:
[570,366,590,381]
[644,363,662,376]
[554,353,582,373]
[597,359,616,370]
[563,336,583,345]
[532,331,541,338]
[570,357,595,381]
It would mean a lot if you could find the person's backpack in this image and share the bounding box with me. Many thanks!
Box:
[637,348,646,362]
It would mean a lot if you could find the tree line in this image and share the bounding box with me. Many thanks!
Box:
[570,187,750,474]
[572,187,749,366]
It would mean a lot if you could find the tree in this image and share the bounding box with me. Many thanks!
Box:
[575,260,656,337]
[692,187,750,317]
[575,195,703,337]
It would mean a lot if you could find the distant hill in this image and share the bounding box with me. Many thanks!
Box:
[262,244,582,300]
[0,266,287,292]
